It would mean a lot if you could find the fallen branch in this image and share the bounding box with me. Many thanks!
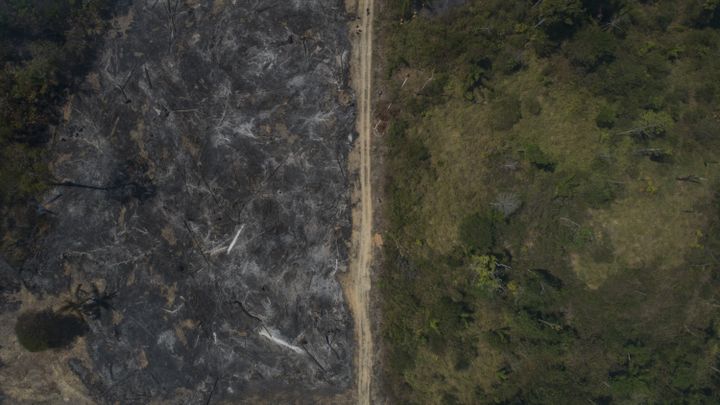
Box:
[676,175,703,183]
[183,219,212,268]
[232,300,263,323]
[205,376,218,405]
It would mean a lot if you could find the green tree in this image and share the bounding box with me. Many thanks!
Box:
[536,0,586,39]
[566,24,617,70]
[490,95,522,131]
[469,255,501,293]
[524,143,556,172]
[623,110,674,140]
[686,0,720,28]
[595,104,616,128]
[459,213,496,253]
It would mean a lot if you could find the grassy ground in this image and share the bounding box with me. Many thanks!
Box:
[378,0,720,403]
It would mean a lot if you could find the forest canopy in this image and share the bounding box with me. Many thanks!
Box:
[379,0,720,403]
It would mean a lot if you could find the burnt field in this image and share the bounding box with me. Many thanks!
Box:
[0,0,356,403]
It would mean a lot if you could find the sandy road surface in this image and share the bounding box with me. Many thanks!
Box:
[346,0,374,403]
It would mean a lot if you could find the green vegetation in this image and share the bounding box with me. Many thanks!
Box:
[379,0,720,403]
[0,0,111,264]
[15,310,87,352]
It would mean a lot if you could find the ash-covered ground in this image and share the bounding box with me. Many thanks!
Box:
[0,0,355,403]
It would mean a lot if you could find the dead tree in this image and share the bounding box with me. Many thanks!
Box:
[60,283,117,320]
[492,193,522,218]
[676,175,704,183]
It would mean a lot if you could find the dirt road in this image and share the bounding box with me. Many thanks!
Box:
[347,0,374,403]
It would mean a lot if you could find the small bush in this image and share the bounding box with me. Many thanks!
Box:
[566,25,618,70]
[490,95,522,131]
[526,98,543,115]
[596,104,617,128]
[459,213,496,253]
[581,180,618,208]
[387,119,410,149]
[498,48,525,74]
[686,0,720,28]
[591,54,668,113]
[15,310,87,352]
[696,83,718,104]
[469,255,501,293]
[406,138,431,163]
[524,144,556,172]
[630,110,675,141]
[536,0,586,40]
[590,242,615,263]
[464,62,490,97]
[684,112,718,144]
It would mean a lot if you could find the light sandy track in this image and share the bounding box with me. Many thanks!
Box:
[348,0,374,403]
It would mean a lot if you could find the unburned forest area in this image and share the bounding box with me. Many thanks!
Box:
[378,0,720,403]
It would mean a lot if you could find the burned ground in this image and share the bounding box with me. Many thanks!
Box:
[0,0,355,403]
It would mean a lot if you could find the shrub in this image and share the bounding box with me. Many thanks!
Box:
[405,138,431,163]
[591,54,668,113]
[686,0,720,28]
[683,109,719,144]
[590,242,615,263]
[596,104,617,128]
[459,213,496,253]
[498,48,525,74]
[581,180,618,208]
[631,110,674,140]
[531,31,560,57]
[566,25,617,70]
[15,310,87,352]
[490,95,522,131]
[697,82,719,104]
[469,255,501,293]
[387,119,409,148]
[524,144,556,172]
[526,97,543,116]
[537,0,586,39]
[464,61,490,91]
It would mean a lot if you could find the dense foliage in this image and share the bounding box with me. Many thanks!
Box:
[379,0,720,403]
[0,0,111,264]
